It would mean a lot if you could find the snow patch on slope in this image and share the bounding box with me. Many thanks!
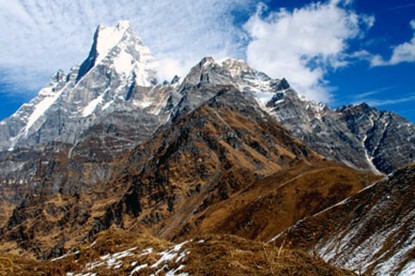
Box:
[362,116,383,175]
[374,223,415,275]
[150,240,190,268]
[7,83,67,151]
[24,87,63,134]
[133,99,153,109]
[400,261,415,276]
[362,133,382,175]
[110,27,158,87]
[130,45,159,87]
[82,92,106,117]
[64,240,191,275]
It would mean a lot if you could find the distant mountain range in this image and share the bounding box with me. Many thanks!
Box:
[0,21,414,275]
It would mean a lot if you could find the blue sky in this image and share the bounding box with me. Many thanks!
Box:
[0,0,414,121]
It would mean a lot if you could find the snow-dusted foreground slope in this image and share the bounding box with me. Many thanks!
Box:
[272,164,415,275]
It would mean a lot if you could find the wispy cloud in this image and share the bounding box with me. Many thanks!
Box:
[354,86,395,100]
[244,0,374,102]
[0,0,256,93]
[389,3,415,11]
[351,86,414,108]
[371,19,415,66]
[357,94,415,107]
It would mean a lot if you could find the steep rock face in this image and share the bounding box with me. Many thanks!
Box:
[272,164,415,275]
[337,103,415,174]
[267,89,370,171]
[267,89,415,174]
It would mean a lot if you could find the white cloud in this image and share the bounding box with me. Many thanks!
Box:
[0,0,255,93]
[244,0,374,102]
[371,19,415,66]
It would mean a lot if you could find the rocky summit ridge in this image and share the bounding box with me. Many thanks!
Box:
[1,20,413,173]
[0,21,414,275]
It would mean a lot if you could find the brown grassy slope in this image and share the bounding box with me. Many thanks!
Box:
[0,171,135,259]
[0,87,380,262]
[90,88,322,239]
[189,161,381,242]
[0,229,353,275]
[0,199,14,229]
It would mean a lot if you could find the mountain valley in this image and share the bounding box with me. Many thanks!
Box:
[0,21,414,275]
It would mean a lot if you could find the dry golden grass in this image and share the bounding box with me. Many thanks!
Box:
[0,229,353,275]
[183,234,353,275]
[192,161,381,242]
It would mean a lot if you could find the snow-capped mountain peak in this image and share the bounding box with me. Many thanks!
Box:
[77,20,158,86]
[0,21,164,151]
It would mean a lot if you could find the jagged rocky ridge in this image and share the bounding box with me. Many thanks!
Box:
[0,21,414,274]
[337,103,415,174]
